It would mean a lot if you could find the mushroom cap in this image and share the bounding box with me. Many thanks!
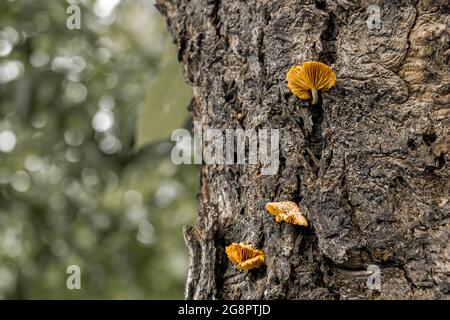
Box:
[225,242,266,270]
[265,201,309,227]
[286,61,336,101]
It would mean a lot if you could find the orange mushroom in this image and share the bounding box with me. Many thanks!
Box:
[225,242,266,270]
[265,201,308,227]
[286,61,336,105]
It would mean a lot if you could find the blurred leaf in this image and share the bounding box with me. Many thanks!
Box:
[136,44,192,149]
[0,0,197,299]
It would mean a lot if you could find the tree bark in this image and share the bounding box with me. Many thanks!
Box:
[156,0,450,299]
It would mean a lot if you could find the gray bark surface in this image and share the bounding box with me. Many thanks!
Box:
[157,0,450,299]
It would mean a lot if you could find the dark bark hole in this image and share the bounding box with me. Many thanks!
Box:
[215,234,227,293]
[395,175,407,186]
[318,1,338,65]
[407,138,417,150]
[436,153,446,169]
[177,38,187,62]
[315,0,327,10]
[307,104,325,167]
[422,131,437,146]
[208,0,221,33]
[250,265,267,279]
[425,153,445,174]
[309,104,324,135]
[424,166,436,175]
[224,80,237,104]
[293,174,302,204]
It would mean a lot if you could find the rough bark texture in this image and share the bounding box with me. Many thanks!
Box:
[156,0,450,299]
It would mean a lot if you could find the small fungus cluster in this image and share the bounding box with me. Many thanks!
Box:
[225,61,335,271]
[265,201,308,227]
[226,201,309,271]
[225,242,266,270]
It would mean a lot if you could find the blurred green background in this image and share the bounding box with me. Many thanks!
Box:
[0,0,197,299]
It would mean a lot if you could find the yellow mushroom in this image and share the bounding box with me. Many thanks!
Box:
[286,61,336,105]
[265,201,309,227]
[225,242,266,270]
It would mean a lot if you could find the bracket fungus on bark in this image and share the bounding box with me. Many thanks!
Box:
[225,242,266,270]
[287,61,336,105]
[265,201,309,227]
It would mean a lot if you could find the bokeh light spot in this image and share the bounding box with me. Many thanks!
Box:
[11,170,31,192]
[92,110,114,132]
[0,130,17,153]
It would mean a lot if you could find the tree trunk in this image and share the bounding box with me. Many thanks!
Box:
[156,0,450,300]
